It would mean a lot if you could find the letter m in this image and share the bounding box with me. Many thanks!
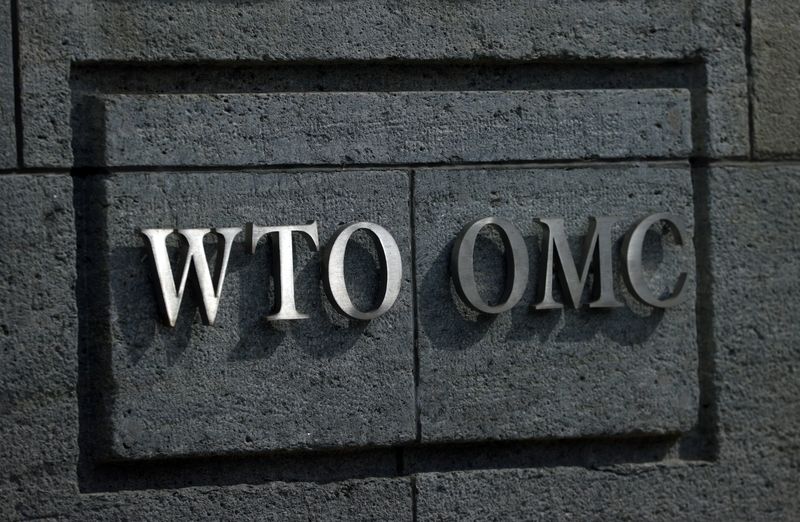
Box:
[534,217,622,310]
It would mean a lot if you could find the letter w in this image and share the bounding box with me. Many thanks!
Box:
[141,228,241,327]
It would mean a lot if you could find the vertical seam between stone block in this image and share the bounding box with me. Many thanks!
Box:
[409,169,422,443]
[10,0,23,167]
[689,162,720,461]
[745,0,755,159]
[411,474,419,522]
[689,61,709,160]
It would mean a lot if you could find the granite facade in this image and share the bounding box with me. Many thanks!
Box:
[2,0,798,520]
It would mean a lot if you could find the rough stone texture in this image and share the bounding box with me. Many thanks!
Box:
[0,0,15,168]
[415,465,785,521]
[101,89,691,167]
[0,175,77,504]
[19,0,746,167]
[415,165,698,443]
[4,0,800,519]
[752,0,800,157]
[86,170,415,459]
[0,172,416,520]
[17,478,413,521]
[704,166,800,461]
[415,165,800,520]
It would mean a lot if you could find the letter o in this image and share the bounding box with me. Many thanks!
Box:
[622,213,691,308]
[450,217,529,314]
[322,222,403,320]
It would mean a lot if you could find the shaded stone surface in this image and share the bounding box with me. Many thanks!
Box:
[414,165,800,520]
[752,0,800,156]
[414,164,698,443]
[14,478,414,521]
[415,464,789,521]
[100,89,691,167]
[20,0,745,167]
[4,0,800,519]
[0,174,77,500]
[86,170,415,460]
[0,175,416,519]
[0,0,14,168]
[704,166,800,458]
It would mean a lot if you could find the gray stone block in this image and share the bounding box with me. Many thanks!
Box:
[414,165,698,443]
[15,477,413,521]
[8,0,800,518]
[20,0,745,167]
[414,165,800,520]
[0,170,412,520]
[80,448,400,492]
[100,89,691,167]
[706,166,800,458]
[0,0,15,168]
[416,467,703,521]
[0,174,77,497]
[752,0,800,157]
[415,464,796,521]
[87,170,414,459]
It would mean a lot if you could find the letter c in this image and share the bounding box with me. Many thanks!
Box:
[622,213,691,309]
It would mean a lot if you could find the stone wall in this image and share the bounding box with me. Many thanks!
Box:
[1,1,798,519]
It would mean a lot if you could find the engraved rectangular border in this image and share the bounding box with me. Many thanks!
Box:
[73,58,717,493]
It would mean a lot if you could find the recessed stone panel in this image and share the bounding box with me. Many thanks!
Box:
[414,164,698,442]
[99,89,690,167]
[20,0,745,167]
[87,170,415,460]
[6,0,800,518]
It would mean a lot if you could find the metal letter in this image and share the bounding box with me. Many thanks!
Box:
[248,222,319,321]
[622,213,691,308]
[534,217,622,310]
[322,222,403,320]
[450,217,529,314]
[142,227,241,327]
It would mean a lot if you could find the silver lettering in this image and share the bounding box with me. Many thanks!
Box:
[451,217,529,314]
[248,222,319,321]
[622,213,690,308]
[322,222,403,320]
[534,217,622,310]
[142,227,241,327]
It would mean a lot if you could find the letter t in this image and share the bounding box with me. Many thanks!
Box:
[247,222,319,320]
